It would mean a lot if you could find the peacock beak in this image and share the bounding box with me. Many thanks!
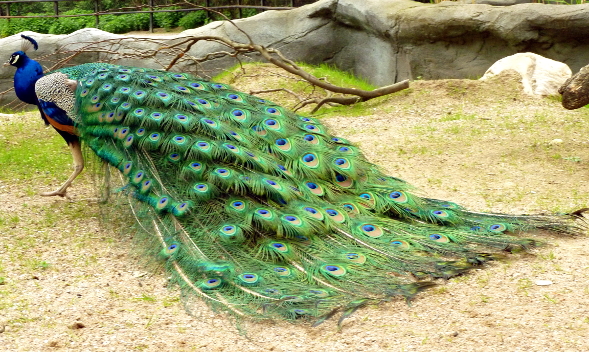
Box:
[3,61,10,67]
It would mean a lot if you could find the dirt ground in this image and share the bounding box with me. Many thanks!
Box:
[1,70,589,351]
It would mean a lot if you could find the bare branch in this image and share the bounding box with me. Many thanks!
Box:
[248,88,304,103]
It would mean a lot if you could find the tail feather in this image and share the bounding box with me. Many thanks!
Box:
[33,64,587,324]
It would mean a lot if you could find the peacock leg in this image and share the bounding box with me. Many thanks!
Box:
[40,140,84,197]
[97,161,111,204]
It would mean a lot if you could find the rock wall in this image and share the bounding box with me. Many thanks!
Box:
[1,0,589,106]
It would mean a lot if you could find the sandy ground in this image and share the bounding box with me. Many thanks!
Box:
[1,70,589,351]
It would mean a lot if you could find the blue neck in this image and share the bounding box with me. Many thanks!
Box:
[14,55,43,106]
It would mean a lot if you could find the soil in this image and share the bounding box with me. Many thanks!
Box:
[1,70,588,352]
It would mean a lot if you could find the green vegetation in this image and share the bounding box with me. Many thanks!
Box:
[0,117,71,185]
[301,63,377,91]
[0,0,313,37]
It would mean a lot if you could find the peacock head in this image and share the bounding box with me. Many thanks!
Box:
[4,51,28,68]
[4,35,39,68]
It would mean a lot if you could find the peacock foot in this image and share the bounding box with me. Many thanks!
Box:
[40,188,70,198]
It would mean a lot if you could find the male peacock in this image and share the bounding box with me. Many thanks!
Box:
[6,35,587,325]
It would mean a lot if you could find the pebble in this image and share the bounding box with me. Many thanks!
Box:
[69,322,86,330]
[535,280,553,286]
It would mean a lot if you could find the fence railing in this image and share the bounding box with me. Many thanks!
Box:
[0,0,298,32]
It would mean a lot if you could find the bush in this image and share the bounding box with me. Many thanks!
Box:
[128,13,150,31]
[1,15,57,37]
[240,8,259,18]
[154,10,183,30]
[178,11,208,30]
[98,13,150,34]
[49,10,95,35]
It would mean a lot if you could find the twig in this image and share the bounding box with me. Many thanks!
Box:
[248,88,304,103]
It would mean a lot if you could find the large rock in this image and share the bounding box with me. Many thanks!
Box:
[480,52,572,96]
[560,63,589,109]
[1,0,589,106]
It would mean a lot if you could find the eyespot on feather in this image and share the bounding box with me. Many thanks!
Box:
[265,107,282,116]
[342,203,359,213]
[302,206,324,220]
[121,161,132,175]
[304,134,320,145]
[488,223,507,232]
[359,223,384,238]
[189,82,206,90]
[359,192,376,207]
[344,252,367,264]
[324,208,346,223]
[192,183,209,193]
[131,170,144,184]
[389,239,411,249]
[268,241,290,253]
[238,273,260,285]
[139,179,152,193]
[264,118,281,130]
[429,233,451,243]
[218,224,244,241]
[305,181,324,196]
[255,208,275,220]
[301,153,320,168]
[155,196,169,210]
[172,202,191,216]
[335,174,353,188]
[200,278,223,290]
[275,138,292,151]
[321,264,346,277]
[123,134,135,148]
[160,242,180,259]
[262,288,282,296]
[282,214,303,226]
[431,210,450,219]
[333,158,351,170]
[228,199,248,212]
[308,289,330,298]
[389,191,408,203]
[273,266,292,277]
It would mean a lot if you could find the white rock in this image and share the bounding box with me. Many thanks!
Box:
[480,53,572,96]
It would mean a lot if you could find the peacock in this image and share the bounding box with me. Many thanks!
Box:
[6,34,587,326]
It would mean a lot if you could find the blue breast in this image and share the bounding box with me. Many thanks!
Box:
[13,56,44,105]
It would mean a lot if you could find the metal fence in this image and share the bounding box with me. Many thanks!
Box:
[0,0,304,32]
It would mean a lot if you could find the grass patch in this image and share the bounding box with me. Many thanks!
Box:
[299,63,376,91]
[213,62,376,91]
[0,117,71,185]
[133,294,157,302]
